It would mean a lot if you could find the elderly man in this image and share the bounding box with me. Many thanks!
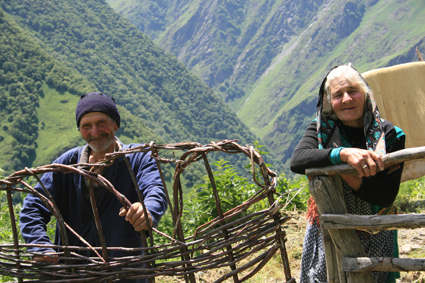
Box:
[20,92,167,283]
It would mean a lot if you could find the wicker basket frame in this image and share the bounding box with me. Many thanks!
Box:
[0,139,294,282]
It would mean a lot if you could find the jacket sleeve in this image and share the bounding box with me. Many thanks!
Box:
[20,150,75,253]
[355,123,406,207]
[134,150,168,228]
[290,121,333,174]
[290,120,406,208]
[20,168,58,253]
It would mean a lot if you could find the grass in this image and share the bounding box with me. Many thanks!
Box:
[0,84,82,172]
[33,84,83,167]
[395,176,425,213]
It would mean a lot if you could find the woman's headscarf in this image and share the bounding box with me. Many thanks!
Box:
[316,64,386,155]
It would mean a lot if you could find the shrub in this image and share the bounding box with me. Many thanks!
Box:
[395,176,425,213]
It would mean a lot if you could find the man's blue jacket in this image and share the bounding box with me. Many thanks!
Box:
[20,142,167,262]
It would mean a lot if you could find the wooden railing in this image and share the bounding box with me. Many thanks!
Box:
[306,146,425,283]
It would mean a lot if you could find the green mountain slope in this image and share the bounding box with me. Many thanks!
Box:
[107,0,324,108]
[108,0,425,168]
[1,0,257,146]
[241,0,425,166]
[0,0,285,177]
[0,9,161,173]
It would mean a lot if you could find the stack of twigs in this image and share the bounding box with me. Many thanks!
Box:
[0,139,294,283]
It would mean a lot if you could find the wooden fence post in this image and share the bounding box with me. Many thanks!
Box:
[309,176,375,283]
[321,227,344,283]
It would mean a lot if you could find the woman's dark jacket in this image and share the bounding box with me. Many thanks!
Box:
[290,120,405,207]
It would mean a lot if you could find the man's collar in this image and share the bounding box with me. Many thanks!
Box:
[114,138,122,152]
[79,137,122,167]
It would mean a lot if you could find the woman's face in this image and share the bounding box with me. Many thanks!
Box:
[329,77,365,128]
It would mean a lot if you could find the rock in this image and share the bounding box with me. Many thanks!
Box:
[400,244,421,254]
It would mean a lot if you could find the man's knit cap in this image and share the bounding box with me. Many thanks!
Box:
[75,92,120,128]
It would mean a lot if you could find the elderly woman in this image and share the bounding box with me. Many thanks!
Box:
[290,64,405,283]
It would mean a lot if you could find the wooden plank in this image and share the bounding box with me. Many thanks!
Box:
[305,146,425,176]
[321,226,344,283]
[309,176,375,283]
[342,257,425,272]
[335,250,347,283]
[321,176,346,283]
[321,214,425,233]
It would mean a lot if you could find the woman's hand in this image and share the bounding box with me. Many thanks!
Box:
[339,148,384,192]
[340,148,385,178]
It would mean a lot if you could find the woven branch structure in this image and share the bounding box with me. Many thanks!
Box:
[0,139,294,283]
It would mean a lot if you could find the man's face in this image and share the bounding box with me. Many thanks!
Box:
[79,112,118,153]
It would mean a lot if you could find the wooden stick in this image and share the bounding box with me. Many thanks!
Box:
[342,257,425,272]
[306,146,425,176]
[321,214,425,233]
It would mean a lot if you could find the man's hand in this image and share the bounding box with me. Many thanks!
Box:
[33,252,58,264]
[119,202,153,232]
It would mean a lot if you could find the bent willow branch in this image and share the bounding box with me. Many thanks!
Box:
[0,140,294,283]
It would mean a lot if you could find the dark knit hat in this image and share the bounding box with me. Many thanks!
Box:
[76,92,120,128]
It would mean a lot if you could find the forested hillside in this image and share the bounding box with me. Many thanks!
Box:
[108,0,425,168]
[0,0,279,176]
[0,9,92,172]
[0,9,163,173]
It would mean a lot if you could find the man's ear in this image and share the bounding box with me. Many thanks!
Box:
[114,123,119,131]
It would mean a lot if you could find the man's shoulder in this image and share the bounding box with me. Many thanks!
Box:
[54,146,85,165]
[121,142,144,150]
[120,142,146,156]
[119,142,157,166]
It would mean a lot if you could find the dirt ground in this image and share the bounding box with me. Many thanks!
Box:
[396,226,425,282]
